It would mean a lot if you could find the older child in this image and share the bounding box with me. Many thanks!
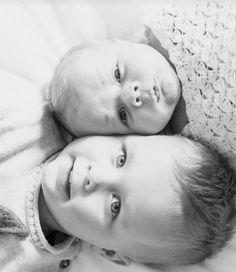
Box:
[47,39,182,137]
[1,133,235,271]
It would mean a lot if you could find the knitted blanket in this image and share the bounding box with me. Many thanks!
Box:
[144,0,236,158]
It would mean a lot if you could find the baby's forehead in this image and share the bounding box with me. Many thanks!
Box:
[65,40,138,67]
[82,40,118,51]
[81,40,133,54]
[68,41,118,62]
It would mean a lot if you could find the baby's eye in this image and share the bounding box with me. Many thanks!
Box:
[116,145,126,168]
[111,194,121,219]
[119,107,127,126]
[114,64,121,83]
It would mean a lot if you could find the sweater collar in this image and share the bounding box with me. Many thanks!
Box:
[26,165,77,254]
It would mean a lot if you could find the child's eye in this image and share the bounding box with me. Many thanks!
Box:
[119,107,128,126]
[116,145,126,168]
[114,64,121,83]
[111,194,121,219]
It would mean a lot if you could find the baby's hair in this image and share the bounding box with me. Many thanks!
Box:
[47,60,67,114]
[47,44,88,114]
[171,135,236,265]
[48,40,117,114]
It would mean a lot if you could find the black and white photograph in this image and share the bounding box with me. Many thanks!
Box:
[0,0,236,271]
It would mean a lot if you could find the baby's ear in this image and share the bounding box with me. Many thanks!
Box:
[90,245,131,266]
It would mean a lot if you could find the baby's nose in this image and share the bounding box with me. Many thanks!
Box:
[124,81,142,107]
[124,82,156,107]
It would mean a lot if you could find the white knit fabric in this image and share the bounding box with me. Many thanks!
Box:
[26,166,76,254]
[144,0,236,155]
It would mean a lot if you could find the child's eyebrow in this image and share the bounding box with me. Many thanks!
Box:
[125,109,133,129]
[114,138,135,229]
[122,137,133,166]
[117,194,133,230]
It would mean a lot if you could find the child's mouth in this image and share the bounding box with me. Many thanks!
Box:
[66,176,72,199]
[153,86,160,102]
[66,165,74,199]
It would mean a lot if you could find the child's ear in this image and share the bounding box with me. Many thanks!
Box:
[100,248,132,266]
[90,245,131,266]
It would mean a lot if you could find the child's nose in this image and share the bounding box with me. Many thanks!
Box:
[72,157,96,194]
[83,164,96,193]
[82,164,109,194]
[82,165,117,194]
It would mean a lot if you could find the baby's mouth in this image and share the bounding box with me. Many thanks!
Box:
[151,85,160,103]
[152,78,161,103]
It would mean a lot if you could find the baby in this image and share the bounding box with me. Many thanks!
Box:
[3,134,234,271]
[47,39,182,137]
[48,0,236,161]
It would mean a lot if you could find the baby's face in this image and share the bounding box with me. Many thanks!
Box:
[42,135,188,264]
[58,40,181,136]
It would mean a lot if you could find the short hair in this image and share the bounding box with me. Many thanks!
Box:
[171,135,236,265]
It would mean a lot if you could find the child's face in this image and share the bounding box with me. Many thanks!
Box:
[59,40,181,136]
[42,135,187,263]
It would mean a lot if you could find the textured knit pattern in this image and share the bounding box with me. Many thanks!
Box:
[144,0,236,155]
[26,167,76,253]
[0,168,81,272]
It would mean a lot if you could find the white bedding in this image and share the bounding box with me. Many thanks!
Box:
[0,0,235,271]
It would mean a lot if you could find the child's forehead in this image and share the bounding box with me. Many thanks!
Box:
[118,203,185,264]
[120,183,183,237]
